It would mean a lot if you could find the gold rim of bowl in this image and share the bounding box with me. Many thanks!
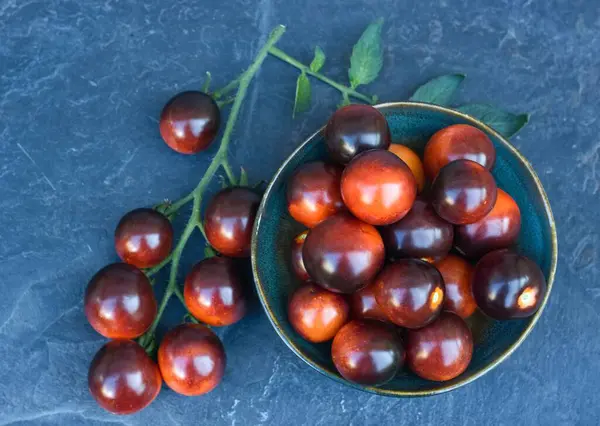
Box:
[251,101,558,397]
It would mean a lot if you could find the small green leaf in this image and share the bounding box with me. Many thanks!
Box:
[348,19,384,89]
[202,71,211,93]
[204,246,217,258]
[310,46,326,72]
[457,104,530,137]
[409,74,466,106]
[293,72,311,117]
[239,167,249,186]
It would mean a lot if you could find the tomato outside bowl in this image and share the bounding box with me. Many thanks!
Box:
[251,101,557,397]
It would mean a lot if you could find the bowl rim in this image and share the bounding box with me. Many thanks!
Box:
[251,101,558,397]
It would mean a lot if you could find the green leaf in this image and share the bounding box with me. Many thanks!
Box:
[409,74,465,105]
[310,46,326,72]
[293,72,311,117]
[239,167,249,186]
[348,19,384,88]
[202,71,211,93]
[457,104,530,137]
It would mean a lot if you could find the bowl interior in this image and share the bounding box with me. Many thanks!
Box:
[252,102,556,396]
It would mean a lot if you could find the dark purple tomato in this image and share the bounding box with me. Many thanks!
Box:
[115,208,173,268]
[379,197,453,260]
[84,263,157,339]
[158,323,226,396]
[324,104,391,164]
[332,320,404,385]
[302,213,385,294]
[375,259,445,329]
[424,124,496,180]
[472,250,546,319]
[184,257,246,327]
[159,91,220,154]
[291,230,311,281]
[204,187,261,257]
[88,340,162,414]
[436,255,476,319]
[406,312,473,381]
[341,150,417,225]
[288,282,350,342]
[287,161,344,228]
[455,189,521,258]
[431,159,497,225]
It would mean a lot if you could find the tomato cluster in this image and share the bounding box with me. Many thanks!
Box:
[85,91,259,414]
[286,105,546,385]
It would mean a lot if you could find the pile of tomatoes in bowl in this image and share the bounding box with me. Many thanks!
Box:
[284,104,547,387]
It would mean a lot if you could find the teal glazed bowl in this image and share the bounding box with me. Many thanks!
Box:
[251,102,557,396]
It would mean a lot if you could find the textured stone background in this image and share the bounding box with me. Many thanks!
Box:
[1,0,599,425]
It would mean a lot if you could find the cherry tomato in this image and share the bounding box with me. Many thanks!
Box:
[287,161,344,228]
[88,340,162,414]
[159,91,220,154]
[288,282,349,342]
[85,263,157,339]
[324,104,391,164]
[204,187,261,257]
[424,124,496,180]
[158,323,226,396]
[184,256,246,326]
[406,312,473,381]
[115,208,173,268]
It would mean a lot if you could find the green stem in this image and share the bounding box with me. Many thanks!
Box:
[268,46,375,104]
[165,192,194,216]
[213,76,242,99]
[173,285,185,305]
[222,161,237,185]
[142,25,287,334]
[196,221,207,240]
[144,253,173,277]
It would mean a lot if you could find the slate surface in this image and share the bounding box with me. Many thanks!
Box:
[1,0,599,425]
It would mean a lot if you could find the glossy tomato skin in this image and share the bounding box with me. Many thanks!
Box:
[472,250,546,319]
[204,187,261,257]
[159,91,220,154]
[455,189,521,258]
[424,124,496,180]
[388,144,426,192]
[84,263,157,339]
[436,255,476,318]
[379,197,453,260]
[184,256,246,326]
[375,259,445,329]
[291,231,311,281]
[88,340,162,414]
[341,150,417,225]
[302,213,385,294]
[406,312,473,381]
[158,323,226,396]
[332,320,404,385]
[324,104,391,164]
[349,281,389,322]
[288,282,350,342]
[287,162,344,228]
[431,159,497,225]
[115,208,173,268]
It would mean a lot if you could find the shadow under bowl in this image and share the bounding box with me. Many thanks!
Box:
[251,101,557,397]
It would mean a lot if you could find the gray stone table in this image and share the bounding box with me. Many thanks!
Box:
[1,0,598,425]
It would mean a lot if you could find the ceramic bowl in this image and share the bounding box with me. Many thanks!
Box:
[251,102,557,396]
